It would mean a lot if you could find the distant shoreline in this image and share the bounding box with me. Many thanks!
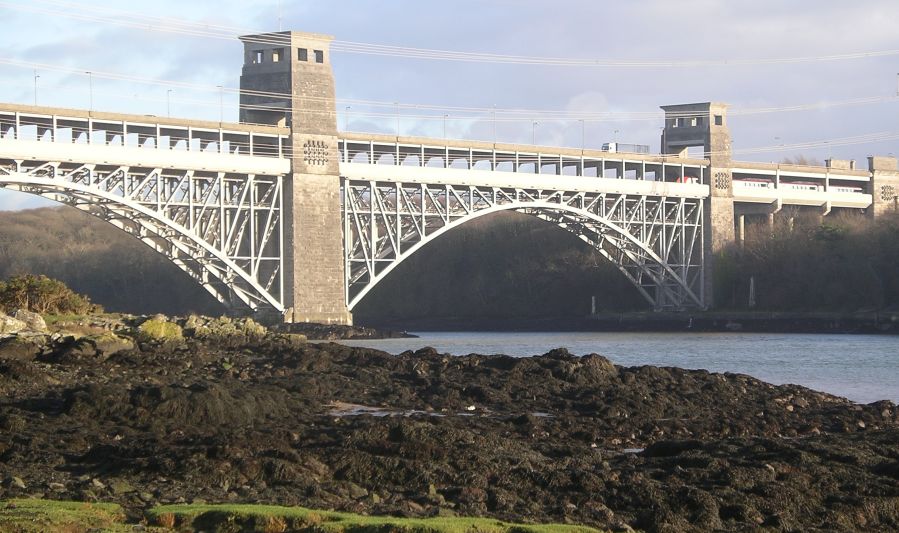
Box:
[360,310,899,335]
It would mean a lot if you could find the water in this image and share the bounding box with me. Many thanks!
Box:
[339,332,899,404]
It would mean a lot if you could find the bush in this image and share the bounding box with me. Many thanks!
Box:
[0,274,101,315]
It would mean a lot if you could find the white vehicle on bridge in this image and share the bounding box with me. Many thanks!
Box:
[733,178,774,189]
[831,185,864,194]
[601,142,650,154]
[781,181,823,192]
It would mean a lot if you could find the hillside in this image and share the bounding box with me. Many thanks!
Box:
[1,205,897,322]
[0,206,643,320]
[0,207,222,316]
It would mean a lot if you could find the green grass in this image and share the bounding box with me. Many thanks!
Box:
[147,503,605,533]
[1,500,607,533]
[42,313,87,326]
[0,499,130,532]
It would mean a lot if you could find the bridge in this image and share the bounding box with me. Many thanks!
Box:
[1,30,897,325]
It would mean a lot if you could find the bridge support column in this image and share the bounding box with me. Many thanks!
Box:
[240,31,352,324]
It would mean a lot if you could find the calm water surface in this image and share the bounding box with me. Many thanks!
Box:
[339,332,899,404]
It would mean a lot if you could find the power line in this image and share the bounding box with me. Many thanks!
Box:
[5,0,899,69]
[2,56,898,125]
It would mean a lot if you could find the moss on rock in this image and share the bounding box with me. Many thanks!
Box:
[137,316,183,342]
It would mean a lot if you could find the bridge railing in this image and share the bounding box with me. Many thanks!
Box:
[338,135,710,185]
[0,105,290,159]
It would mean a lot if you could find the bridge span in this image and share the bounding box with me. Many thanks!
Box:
[1,30,897,324]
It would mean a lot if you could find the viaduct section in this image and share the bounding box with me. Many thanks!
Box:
[0,30,897,325]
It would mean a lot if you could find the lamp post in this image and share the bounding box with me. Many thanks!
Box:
[492,104,497,143]
[217,85,224,122]
[167,89,173,117]
[532,121,539,145]
[443,114,448,139]
[33,70,39,106]
[344,105,351,131]
[394,102,400,136]
[85,71,93,111]
[579,119,585,150]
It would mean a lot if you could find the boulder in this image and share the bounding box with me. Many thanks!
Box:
[0,312,27,337]
[13,309,48,332]
[60,333,135,360]
[0,335,48,361]
[182,315,267,342]
[137,316,184,343]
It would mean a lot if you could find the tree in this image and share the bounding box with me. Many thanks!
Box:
[0,274,101,315]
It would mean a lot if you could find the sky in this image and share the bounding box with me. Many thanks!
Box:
[2,0,899,210]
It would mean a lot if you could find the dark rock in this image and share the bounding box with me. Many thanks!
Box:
[0,335,46,360]
[0,330,898,532]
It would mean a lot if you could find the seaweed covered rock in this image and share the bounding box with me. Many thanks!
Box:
[54,333,135,362]
[0,335,46,361]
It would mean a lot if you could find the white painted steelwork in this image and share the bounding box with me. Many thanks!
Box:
[342,165,706,311]
[0,102,881,317]
[0,107,287,313]
[0,163,284,312]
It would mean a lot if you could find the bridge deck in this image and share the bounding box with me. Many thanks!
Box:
[0,103,290,175]
[0,103,875,209]
[338,133,872,208]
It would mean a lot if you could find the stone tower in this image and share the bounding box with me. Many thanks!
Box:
[660,103,735,307]
[239,31,352,324]
[868,156,899,217]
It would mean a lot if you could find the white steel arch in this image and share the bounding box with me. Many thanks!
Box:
[0,162,285,314]
[344,180,705,311]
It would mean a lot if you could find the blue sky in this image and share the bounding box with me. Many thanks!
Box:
[2,0,899,210]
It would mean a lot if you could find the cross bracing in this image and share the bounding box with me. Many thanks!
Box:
[0,105,289,314]
[343,178,705,311]
[0,160,284,313]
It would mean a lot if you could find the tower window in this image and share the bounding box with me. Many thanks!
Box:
[714,115,723,126]
[272,48,284,62]
[253,50,264,64]
[298,48,308,62]
[314,50,324,63]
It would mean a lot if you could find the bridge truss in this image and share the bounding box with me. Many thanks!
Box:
[0,160,285,313]
[343,179,706,311]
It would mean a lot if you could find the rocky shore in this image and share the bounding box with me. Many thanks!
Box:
[1,312,898,531]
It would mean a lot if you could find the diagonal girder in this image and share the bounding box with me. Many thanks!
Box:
[343,178,705,311]
[0,161,285,314]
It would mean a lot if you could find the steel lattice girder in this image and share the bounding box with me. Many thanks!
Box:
[0,160,285,313]
[343,179,705,311]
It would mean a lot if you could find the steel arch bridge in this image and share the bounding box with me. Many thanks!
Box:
[0,104,714,317]
[0,107,290,314]
[0,162,284,312]
[343,178,705,311]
